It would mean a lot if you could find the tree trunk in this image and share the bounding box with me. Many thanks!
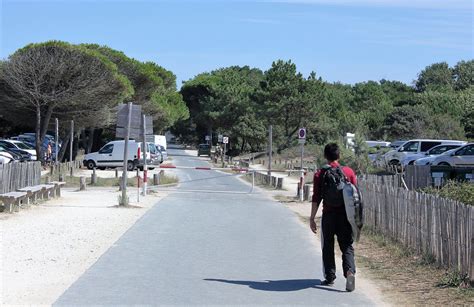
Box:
[35,105,42,161]
[40,104,54,144]
[57,132,71,162]
[86,128,94,154]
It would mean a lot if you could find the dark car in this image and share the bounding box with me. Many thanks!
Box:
[0,144,32,162]
[197,144,211,157]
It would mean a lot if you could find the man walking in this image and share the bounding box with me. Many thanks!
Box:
[310,143,357,292]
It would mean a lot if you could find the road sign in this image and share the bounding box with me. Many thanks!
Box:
[218,134,223,143]
[116,103,142,129]
[223,137,229,144]
[298,128,306,139]
[205,135,210,141]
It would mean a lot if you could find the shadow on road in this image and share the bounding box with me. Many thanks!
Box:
[204,278,346,293]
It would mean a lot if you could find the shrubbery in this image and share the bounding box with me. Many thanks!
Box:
[423,181,474,206]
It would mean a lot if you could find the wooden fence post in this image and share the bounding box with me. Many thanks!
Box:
[79,176,87,191]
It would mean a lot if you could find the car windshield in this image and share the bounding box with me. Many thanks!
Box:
[13,141,33,150]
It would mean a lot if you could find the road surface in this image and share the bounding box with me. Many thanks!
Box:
[55,145,376,306]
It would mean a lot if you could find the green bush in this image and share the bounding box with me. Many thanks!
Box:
[423,181,474,206]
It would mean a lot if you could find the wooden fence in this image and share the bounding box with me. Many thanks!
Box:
[49,160,82,177]
[359,180,474,281]
[0,162,42,193]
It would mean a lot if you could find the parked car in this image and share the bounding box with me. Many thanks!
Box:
[431,143,474,167]
[83,140,150,171]
[0,151,14,164]
[383,139,467,166]
[401,144,463,167]
[156,144,168,160]
[148,142,163,165]
[0,144,32,162]
[197,144,211,157]
[0,140,37,160]
[389,140,407,149]
[366,141,391,148]
[414,148,459,166]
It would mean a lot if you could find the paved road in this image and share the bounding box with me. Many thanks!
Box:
[55,146,376,306]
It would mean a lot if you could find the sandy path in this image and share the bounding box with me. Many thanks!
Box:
[1,187,165,305]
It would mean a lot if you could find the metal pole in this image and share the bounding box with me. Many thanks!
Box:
[142,114,147,197]
[121,102,132,206]
[268,125,272,177]
[70,120,74,162]
[55,118,59,164]
[300,142,304,202]
[251,171,255,193]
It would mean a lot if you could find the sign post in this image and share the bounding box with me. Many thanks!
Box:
[223,136,229,166]
[55,118,59,164]
[142,114,147,197]
[298,128,306,202]
[121,102,133,205]
[268,125,272,177]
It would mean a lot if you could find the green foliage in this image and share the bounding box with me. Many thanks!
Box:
[437,270,470,288]
[423,181,474,206]
[416,62,453,92]
[81,44,188,131]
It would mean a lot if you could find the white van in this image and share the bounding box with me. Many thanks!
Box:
[83,140,150,171]
[383,139,466,166]
[153,135,167,150]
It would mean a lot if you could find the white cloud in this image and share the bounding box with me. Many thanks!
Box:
[261,0,473,10]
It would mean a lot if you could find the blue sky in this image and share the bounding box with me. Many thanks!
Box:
[1,0,472,87]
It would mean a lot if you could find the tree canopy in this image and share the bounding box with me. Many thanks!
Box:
[177,59,473,155]
[0,41,189,160]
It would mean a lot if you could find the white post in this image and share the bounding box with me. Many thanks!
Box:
[121,102,132,206]
[70,120,74,162]
[142,114,147,197]
[268,125,272,177]
[300,142,304,202]
[55,118,59,164]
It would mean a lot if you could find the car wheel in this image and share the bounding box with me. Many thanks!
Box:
[438,162,450,166]
[127,160,135,171]
[408,161,415,165]
[389,159,400,166]
[149,167,155,170]
[98,167,106,170]
[86,160,96,170]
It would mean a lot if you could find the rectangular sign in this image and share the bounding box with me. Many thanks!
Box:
[116,127,142,139]
[116,103,142,129]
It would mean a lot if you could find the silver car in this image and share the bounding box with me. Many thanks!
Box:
[431,143,474,167]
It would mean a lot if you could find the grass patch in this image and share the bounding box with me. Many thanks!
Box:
[356,226,473,304]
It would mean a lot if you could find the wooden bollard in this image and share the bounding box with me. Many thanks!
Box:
[79,176,87,191]
[303,184,311,201]
[276,177,283,189]
[91,168,98,185]
[115,169,119,178]
[70,167,74,177]
[118,176,123,191]
[153,173,160,185]
[59,173,64,182]
[297,182,301,197]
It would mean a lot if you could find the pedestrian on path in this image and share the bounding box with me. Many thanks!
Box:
[309,143,357,292]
